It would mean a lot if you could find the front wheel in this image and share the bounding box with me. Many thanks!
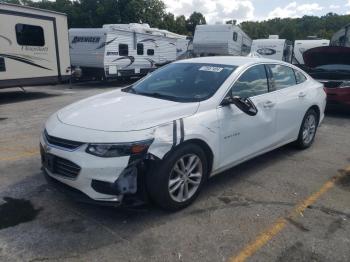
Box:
[295,108,318,149]
[146,143,208,211]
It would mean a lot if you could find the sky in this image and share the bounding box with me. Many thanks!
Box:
[164,0,350,23]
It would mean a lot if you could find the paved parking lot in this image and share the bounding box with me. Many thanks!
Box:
[0,83,349,262]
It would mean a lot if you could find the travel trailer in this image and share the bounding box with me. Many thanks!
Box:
[293,39,330,65]
[193,24,252,57]
[69,23,185,80]
[331,23,350,47]
[0,3,70,88]
[250,37,293,62]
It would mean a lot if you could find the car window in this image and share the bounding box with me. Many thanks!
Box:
[294,69,307,84]
[267,64,297,90]
[231,64,268,98]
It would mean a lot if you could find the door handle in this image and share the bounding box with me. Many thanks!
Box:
[298,92,307,98]
[263,101,275,108]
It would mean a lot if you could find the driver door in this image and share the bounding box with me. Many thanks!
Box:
[217,64,277,169]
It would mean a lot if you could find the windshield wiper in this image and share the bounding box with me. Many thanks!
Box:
[137,92,178,101]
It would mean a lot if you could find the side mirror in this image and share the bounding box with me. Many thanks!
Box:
[221,94,258,116]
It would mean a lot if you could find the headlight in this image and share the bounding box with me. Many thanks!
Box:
[339,81,350,88]
[86,139,153,158]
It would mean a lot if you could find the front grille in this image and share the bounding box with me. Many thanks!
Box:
[44,129,84,150]
[41,144,81,179]
[54,156,81,178]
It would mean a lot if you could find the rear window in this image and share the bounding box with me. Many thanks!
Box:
[15,24,45,46]
[267,64,297,90]
[119,44,129,56]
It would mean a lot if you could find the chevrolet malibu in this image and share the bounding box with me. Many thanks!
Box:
[41,57,326,210]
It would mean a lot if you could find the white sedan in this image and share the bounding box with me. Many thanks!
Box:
[41,57,326,210]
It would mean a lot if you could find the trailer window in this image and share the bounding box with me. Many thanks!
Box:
[147,49,155,56]
[15,24,45,46]
[0,57,5,72]
[137,43,144,55]
[119,44,129,56]
[233,32,238,42]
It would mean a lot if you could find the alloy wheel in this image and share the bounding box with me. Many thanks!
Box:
[302,114,316,144]
[168,154,203,203]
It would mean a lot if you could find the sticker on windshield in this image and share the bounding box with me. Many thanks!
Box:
[199,66,223,72]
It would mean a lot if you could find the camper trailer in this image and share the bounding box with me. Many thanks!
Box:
[0,3,70,88]
[331,23,350,47]
[69,23,183,80]
[193,24,252,57]
[293,39,330,65]
[250,37,293,62]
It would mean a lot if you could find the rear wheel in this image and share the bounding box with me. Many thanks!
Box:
[146,143,208,211]
[295,108,318,149]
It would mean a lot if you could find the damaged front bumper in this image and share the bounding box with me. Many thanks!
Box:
[40,136,156,207]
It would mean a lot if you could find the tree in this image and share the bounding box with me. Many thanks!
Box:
[186,12,206,35]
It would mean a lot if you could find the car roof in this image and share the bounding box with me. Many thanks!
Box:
[175,56,286,67]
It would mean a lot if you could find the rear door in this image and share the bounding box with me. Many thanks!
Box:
[266,64,309,143]
[217,64,278,168]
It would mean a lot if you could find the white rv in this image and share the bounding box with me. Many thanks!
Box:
[69,23,182,80]
[0,3,70,88]
[193,24,252,57]
[250,38,293,62]
[293,39,330,65]
[331,24,350,47]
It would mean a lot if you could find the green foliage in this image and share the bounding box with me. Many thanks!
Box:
[2,0,350,39]
[240,13,350,41]
[2,0,206,36]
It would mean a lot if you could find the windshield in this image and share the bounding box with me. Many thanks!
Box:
[123,63,237,102]
[314,64,350,71]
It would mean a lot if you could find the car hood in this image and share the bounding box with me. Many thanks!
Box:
[57,90,199,132]
[303,46,350,68]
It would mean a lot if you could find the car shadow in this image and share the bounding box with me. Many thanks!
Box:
[0,89,61,106]
[66,144,300,221]
[0,144,303,257]
[70,78,138,89]
[325,105,350,119]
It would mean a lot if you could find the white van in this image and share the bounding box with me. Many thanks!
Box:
[0,3,70,88]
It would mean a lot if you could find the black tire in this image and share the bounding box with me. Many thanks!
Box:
[146,143,208,211]
[295,108,318,149]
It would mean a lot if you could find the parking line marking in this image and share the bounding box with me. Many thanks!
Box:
[229,166,350,262]
[0,150,39,162]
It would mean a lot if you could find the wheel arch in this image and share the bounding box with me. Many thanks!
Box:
[176,139,214,176]
[308,105,320,123]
